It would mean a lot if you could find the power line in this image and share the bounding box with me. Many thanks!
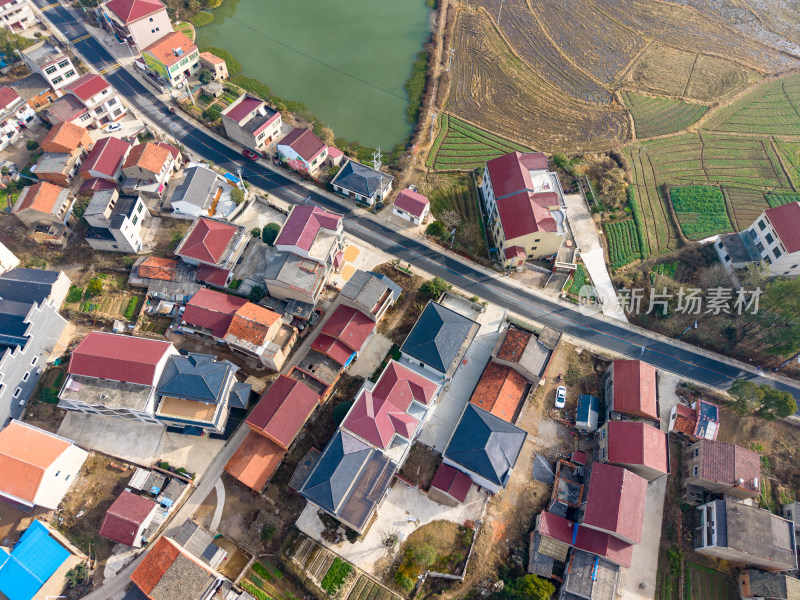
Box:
[224,15,407,101]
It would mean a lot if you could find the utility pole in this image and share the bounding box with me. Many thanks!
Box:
[372,147,383,213]
[446,47,454,72]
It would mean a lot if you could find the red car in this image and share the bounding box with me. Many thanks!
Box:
[242,149,260,161]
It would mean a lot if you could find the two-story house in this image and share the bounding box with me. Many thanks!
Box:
[741,202,800,277]
[142,31,200,88]
[0,86,35,151]
[0,0,36,32]
[598,420,669,481]
[96,0,173,53]
[221,94,282,153]
[168,165,233,219]
[331,158,393,207]
[12,181,75,246]
[84,190,149,253]
[79,135,131,183]
[481,151,567,269]
[683,439,760,500]
[121,141,174,196]
[276,127,328,175]
[65,73,127,128]
[604,359,659,423]
[174,217,248,285]
[199,51,228,80]
[20,41,77,94]
[34,121,94,187]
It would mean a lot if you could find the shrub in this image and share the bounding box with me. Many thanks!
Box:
[425,220,446,237]
[332,400,353,426]
[259,525,275,541]
[66,286,83,303]
[512,574,555,600]
[230,75,271,100]
[411,543,437,568]
[420,276,450,300]
[230,187,245,205]
[393,572,415,593]
[123,297,138,320]
[262,222,280,245]
[404,50,428,123]
[25,140,38,151]
[199,70,212,84]
[248,286,265,302]
[251,227,261,238]
[190,11,214,26]
[202,105,221,121]
[85,277,103,297]
[65,563,88,587]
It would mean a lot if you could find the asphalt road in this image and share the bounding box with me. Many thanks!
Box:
[36,1,800,403]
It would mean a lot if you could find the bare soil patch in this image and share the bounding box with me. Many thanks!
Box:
[398,443,441,491]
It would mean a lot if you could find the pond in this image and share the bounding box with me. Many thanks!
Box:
[196,0,432,149]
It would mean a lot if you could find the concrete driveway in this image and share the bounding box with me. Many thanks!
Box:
[563,194,627,322]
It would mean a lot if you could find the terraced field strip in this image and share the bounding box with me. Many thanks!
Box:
[430,114,531,171]
[603,219,641,267]
[622,91,708,138]
[346,575,400,600]
[669,185,733,240]
[702,73,800,135]
[766,192,800,207]
[774,139,800,189]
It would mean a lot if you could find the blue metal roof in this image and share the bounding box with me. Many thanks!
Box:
[0,521,70,600]
[576,394,600,430]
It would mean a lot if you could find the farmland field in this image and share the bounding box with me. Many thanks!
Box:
[425,174,487,257]
[669,185,733,240]
[683,562,735,600]
[427,114,530,171]
[622,92,708,138]
[603,220,642,267]
[766,192,800,208]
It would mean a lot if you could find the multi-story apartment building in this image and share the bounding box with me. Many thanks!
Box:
[20,41,77,94]
[0,0,36,32]
[96,0,173,53]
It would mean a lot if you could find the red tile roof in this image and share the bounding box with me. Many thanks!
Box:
[14,181,67,214]
[582,462,647,544]
[123,142,170,174]
[0,85,19,109]
[278,128,327,163]
[195,264,229,287]
[319,304,374,353]
[766,201,800,253]
[275,205,341,251]
[246,375,319,449]
[130,537,182,595]
[138,256,179,281]
[223,95,263,122]
[343,361,438,449]
[199,51,224,65]
[0,421,70,504]
[430,463,471,503]
[182,288,247,338]
[42,121,91,154]
[157,141,180,160]
[66,73,110,103]
[143,32,197,68]
[81,136,131,180]
[606,420,668,475]
[394,188,430,218]
[69,332,173,385]
[176,217,239,265]
[469,361,528,422]
[225,302,281,347]
[224,430,284,492]
[699,440,760,493]
[327,146,343,159]
[311,334,355,366]
[504,246,526,260]
[99,490,157,546]
[672,404,697,436]
[610,360,658,420]
[496,327,532,363]
[106,0,166,24]
[80,177,118,194]
[537,511,633,567]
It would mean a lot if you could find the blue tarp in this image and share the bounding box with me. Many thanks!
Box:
[0,521,70,600]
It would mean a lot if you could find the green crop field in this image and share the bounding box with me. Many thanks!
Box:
[766,192,800,207]
[622,92,708,138]
[702,73,800,135]
[670,185,733,240]
[603,219,641,267]
[427,114,531,171]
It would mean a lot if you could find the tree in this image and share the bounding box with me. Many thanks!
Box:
[250,227,261,238]
[511,575,555,600]
[729,379,797,420]
[411,543,437,568]
[248,286,265,303]
[425,220,446,238]
[262,222,280,245]
[199,70,212,84]
[728,380,764,416]
[85,277,103,297]
[420,276,450,300]
[230,187,245,205]
[25,140,38,151]
[760,387,797,420]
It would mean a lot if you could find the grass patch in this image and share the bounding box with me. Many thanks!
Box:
[405,50,428,124]
[199,46,242,75]
[123,297,138,320]
[190,11,214,27]
[320,558,352,595]
[240,582,271,600]
[427,175,486,257]
[229,75,271,101]
[567,265,589,296]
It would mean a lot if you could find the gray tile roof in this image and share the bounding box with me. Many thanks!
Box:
[331,159,393,198]
[444,404,527,487]
[400,302,476,373]
[340,270,401,313]
[157,353,237,403]
[228,381,251,409]
[0,268,60,305]
[172,520,227,568]
[11,73,50,100]
[171,166,219,209]
[148,553,218,600]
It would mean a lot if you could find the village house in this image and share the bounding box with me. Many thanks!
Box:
[392,187,430,225]
[99,490,158,548]
[221,93,282,152]
[0,268,70,425]
[0,420,87,510]
[481,151,567,268]
[83,189,150,253]
[469,360,530,423]
[738,569,800,600]
[582,462,647,545]
[0,240,19,274]
[20,41,76,94]
[490,323,559,382]
[428,463,473,507]
[12,181,75,246]
[41,120,94,156]
[604,359,659,422]
[129,255,201,306]
[142,31,199,88]
[533,511,634,569]
[121,141,175,196]
[276,127,327,175]
[265,205,344,305]
[171,519,228,570]
[781,502,800,535]
[598,420,669,481]
[0,0,35,32]
[80,135,131,183]
[576,394,600,431]
[310,304,374,367]
[695,500,797,571]
[338,269,401,321]
[668,398,720,442]
[331,158,393,207]
[168,164,233,220]
[32,152,82,188]
[683,439,760,500]
[58,331,178,424]
[10,73,53,110]
[65,73,127,127]
[174,217,248,284]
[715,202,800,278]
[0,86,35,151]
[198,51,228,80]
[96,0,173,53]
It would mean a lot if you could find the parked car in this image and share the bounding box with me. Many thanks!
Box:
[105,122,122,132]
[555,386,566,409]
[242,149,260,161]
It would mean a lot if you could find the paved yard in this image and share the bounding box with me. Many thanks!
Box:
[296,481,489,574]
[58,412,225,475]
[349,333,394,379]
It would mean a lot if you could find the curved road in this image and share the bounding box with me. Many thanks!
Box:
[36,0,800,404]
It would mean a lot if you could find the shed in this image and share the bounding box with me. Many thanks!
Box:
[201,82,224,98]
[576,394,600,431]
[428,463,472,507]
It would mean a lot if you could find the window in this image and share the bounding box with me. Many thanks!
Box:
[113,108,123,117]
[149,17,154,21]
[774,247,783,258]
[58,60,69,68]
[784,271,790,275]
[132,215,138,226]
[65,475,70,481]
[45,65,57,75]
[137,203,143,213]
[756,242,765,253]
[758,219,766,231]
[102,89,108,95]
[694,448,699,457]
[80,113,91,121]
[534,238,540,243]
[765,233,774,244]
[51,76,63,85]
[55,471,60,477]
[108,98,117,106]
[693,466,698,476]
[65,70,75,79]
[31,356,38,366]
[765,255,773,264]
[717,241,724,249]
[724,254,730,262]
[13,388,21,398]
[22,372,29,382]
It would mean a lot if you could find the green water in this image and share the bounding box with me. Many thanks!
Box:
[196,0,431,149]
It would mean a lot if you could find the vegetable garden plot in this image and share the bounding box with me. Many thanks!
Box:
[766,192,800,208]
[603,219,642,267]
[428,114,531,171]
[622,92,708,138]
[670,185,733,239]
